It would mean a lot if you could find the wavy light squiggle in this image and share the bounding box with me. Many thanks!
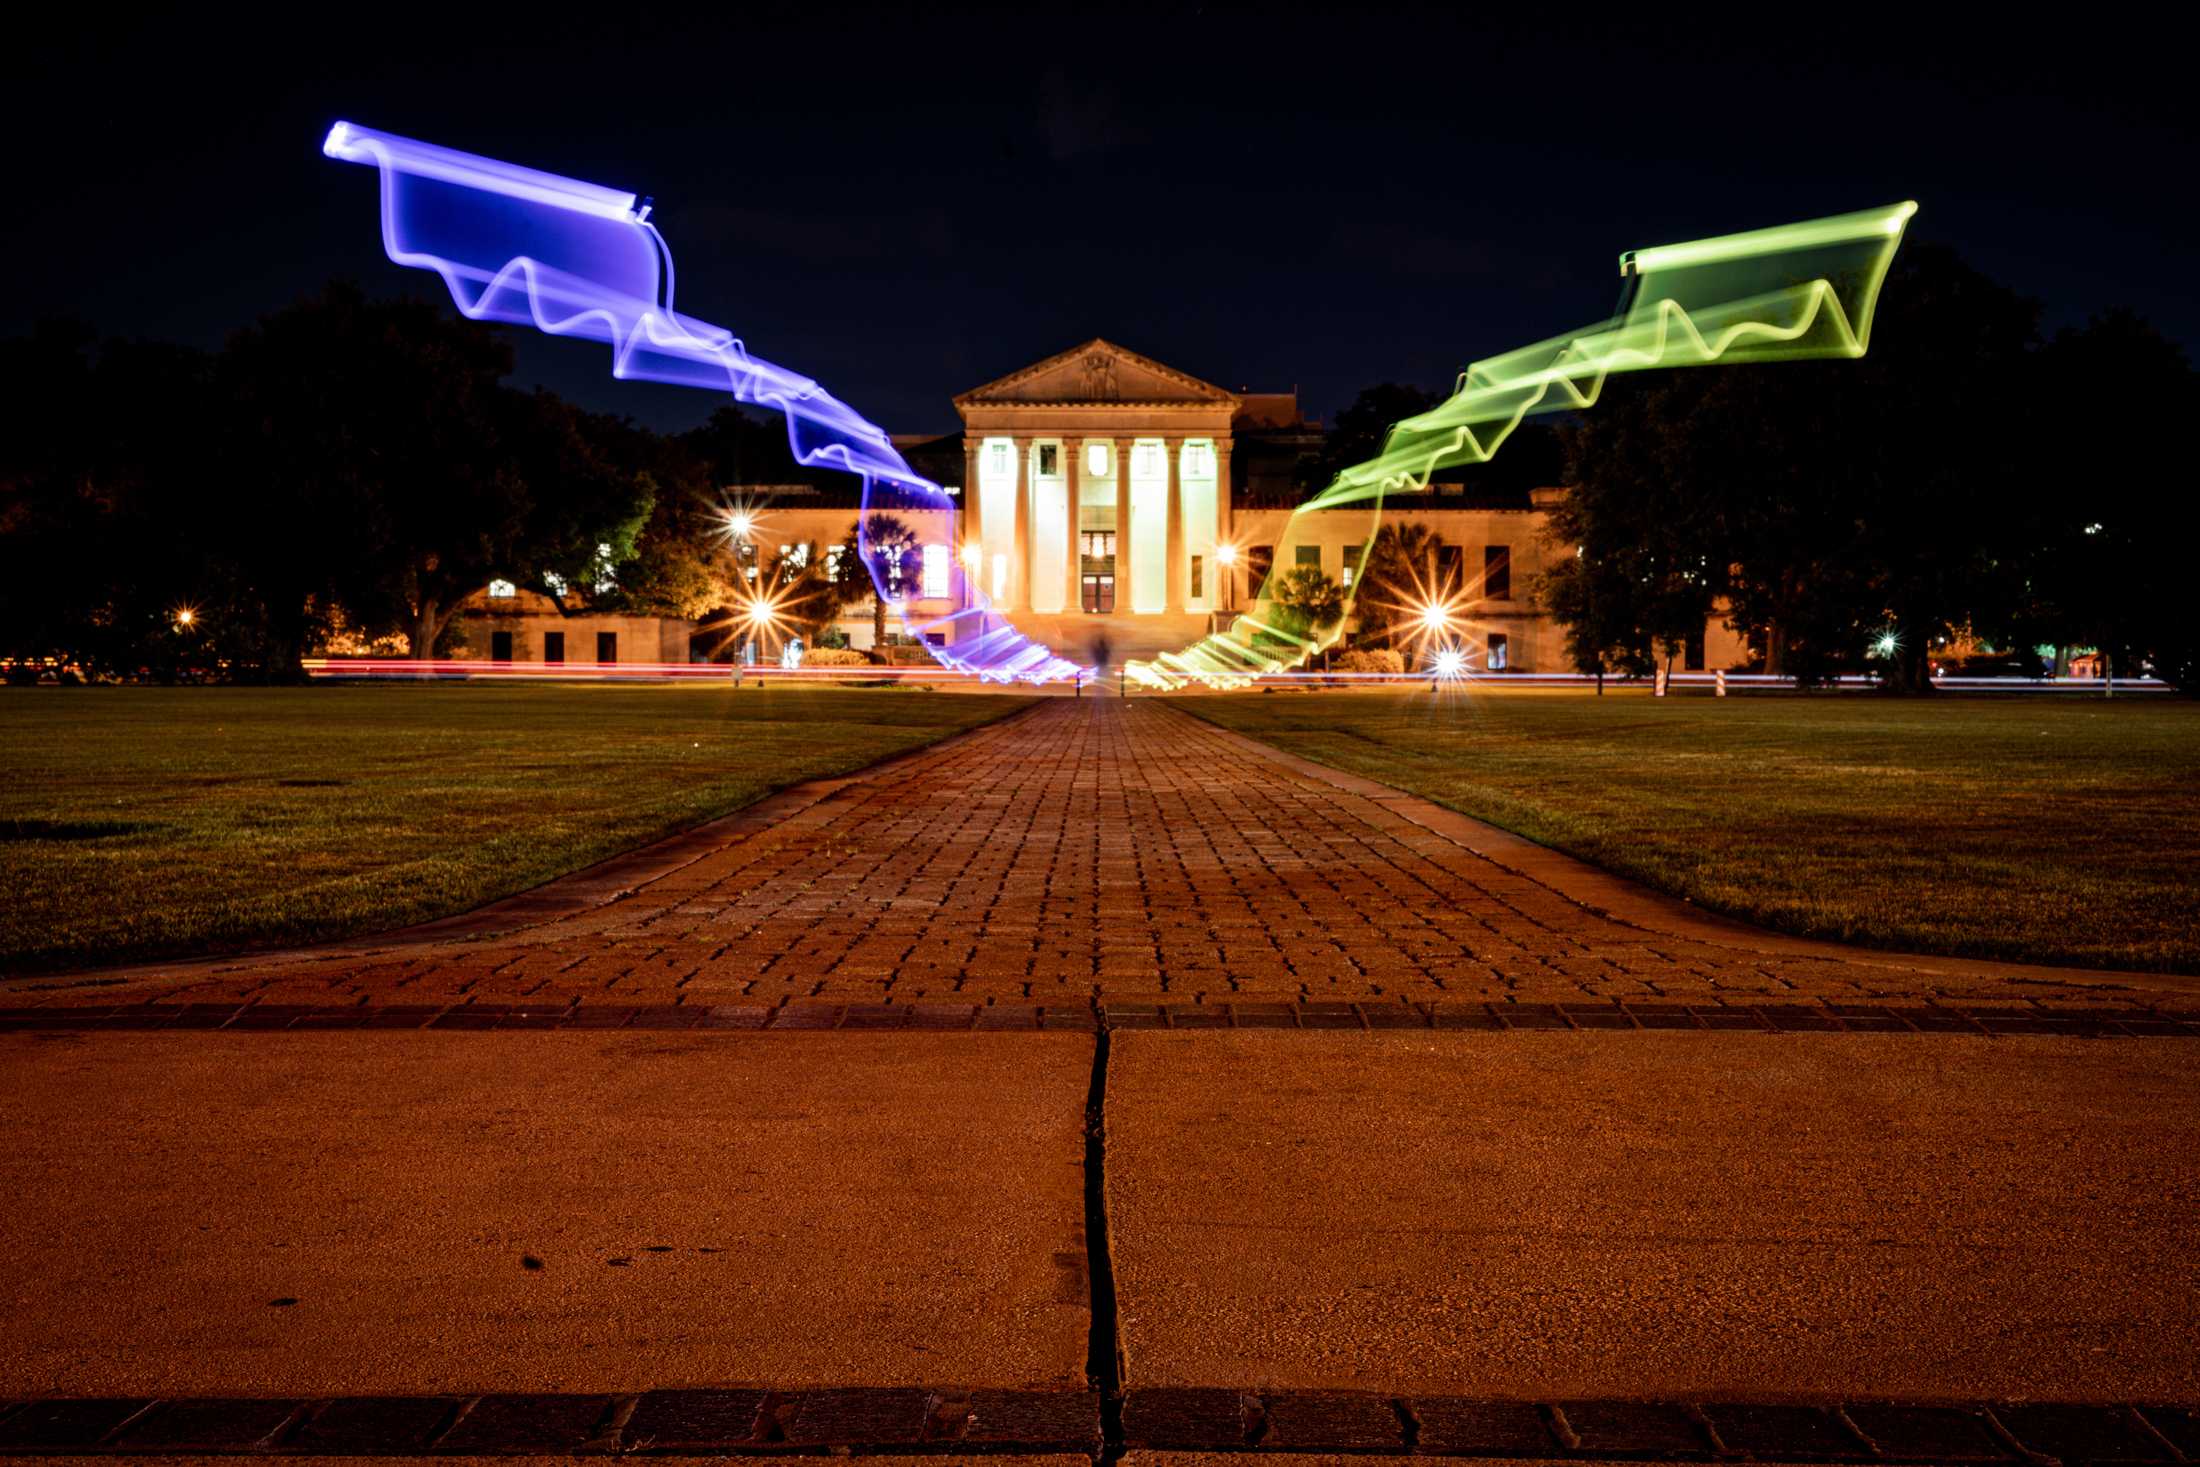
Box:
[1127,203,1917,689]
[322,121,1084,683]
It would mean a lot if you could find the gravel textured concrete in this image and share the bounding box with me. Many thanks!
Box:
[1107,1031,2200,1399]
[0,1032,1092,1396]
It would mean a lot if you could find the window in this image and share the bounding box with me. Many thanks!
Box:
[784,543,810,569]
[1085,442,1109,477]
[596,631,617,663]
[486,579,516,599]
[1183,442,1215,479]
[1484,544,1511,600]
[1296,545,1322,568]
[1190,555,1204,599]
[1081,531,1116,566]
[989,441,1012,476]
[1248,546,1274,584]
[1038,443,1059,476]
[490,631,513,662]
[1437,544,1464,593]
[1685,628,1706,672]
[544,632,565,664]
[1135,443,1161,478]
[921,543,950,599]
[1487,632,1509,671]
[1341,545,1364,588]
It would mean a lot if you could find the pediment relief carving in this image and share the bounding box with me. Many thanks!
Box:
[956,339,1237,408]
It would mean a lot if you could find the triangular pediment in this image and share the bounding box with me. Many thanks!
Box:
[955,339,1239,409]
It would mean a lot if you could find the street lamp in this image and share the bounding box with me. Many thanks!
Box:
[1215,543,1237,612]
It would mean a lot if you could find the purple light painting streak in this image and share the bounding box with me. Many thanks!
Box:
[322,121,1084,683]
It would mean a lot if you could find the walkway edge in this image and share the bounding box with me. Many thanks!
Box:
[1171,703,2200,995]
[6,702,1051,996]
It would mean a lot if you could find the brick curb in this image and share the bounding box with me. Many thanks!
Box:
[4,999,2196,1036]
[2,1388,2193,1458]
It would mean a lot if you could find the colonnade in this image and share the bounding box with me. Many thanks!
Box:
[956,434,1232,614]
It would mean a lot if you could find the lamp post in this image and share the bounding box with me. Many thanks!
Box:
[1216,543,1237,614]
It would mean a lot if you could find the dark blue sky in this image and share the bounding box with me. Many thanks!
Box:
[8,9,2193,434]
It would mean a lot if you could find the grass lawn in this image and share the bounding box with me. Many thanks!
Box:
[1190,689,2200,973]
[0,684,1032,975]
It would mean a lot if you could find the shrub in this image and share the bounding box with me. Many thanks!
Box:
[1332,648,1404,674]
[802,646,870,667]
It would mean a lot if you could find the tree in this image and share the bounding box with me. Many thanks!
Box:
[1268,565,1346,648]
[837,513,920,649]
[1994,310,2200,690]
[1298,383,1443,497]
[1353,520,1446,647]
[224,287,654,665]
[1545,245,2042,691]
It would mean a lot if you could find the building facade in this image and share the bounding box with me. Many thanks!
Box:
[443,337,1745,673]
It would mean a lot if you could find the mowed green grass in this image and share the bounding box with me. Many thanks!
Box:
[0,684,1032,974]
[1192,689,2200,973]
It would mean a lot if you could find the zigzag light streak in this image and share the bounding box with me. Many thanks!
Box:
[1127,203,1917,690]
[322,121,1084,684]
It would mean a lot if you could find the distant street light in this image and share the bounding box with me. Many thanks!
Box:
[173,607,197,630]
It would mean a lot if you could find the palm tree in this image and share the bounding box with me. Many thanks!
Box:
[1357,520,1446,647]
[836,514,920,651]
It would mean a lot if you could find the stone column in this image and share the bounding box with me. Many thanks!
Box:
[961,435,982,612]
[1010,435,1031,612]
[1213,436,1234,609]
[1064,439,1084,615]
[1114,437,1135,613]
[1165,436,1186,612]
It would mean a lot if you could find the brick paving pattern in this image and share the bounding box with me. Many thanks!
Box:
[24,700,2195,1016]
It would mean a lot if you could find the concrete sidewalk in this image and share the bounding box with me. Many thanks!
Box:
[0,1032,1092,1397]
[1105,1031,2200,1403]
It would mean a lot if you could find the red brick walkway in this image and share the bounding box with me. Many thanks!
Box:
[39,700,2196,1013]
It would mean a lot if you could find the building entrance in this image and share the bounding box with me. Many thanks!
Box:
[1080,531,1117,613]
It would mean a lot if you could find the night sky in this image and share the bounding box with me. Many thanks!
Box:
[8,10,2193,435]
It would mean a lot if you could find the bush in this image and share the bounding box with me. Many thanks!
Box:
[801,646,869,667]
[1332,648,1404,674]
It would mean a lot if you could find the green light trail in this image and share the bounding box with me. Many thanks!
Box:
[1127,201,1917,689]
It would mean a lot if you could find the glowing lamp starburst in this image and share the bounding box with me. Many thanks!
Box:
[1432,648,1467,680]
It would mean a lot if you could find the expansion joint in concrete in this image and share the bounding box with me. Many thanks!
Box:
[1082,1014,1127,1464]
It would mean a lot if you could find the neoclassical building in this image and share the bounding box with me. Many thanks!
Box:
[442,338,1746,673]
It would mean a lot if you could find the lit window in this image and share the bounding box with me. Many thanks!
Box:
[1184,443,1214,478]
[825,546,844,582]
[1190,555,1204,598]
[487,579,516,598]
[785,543,810,569]
[1086,442,1109,477]
[1039,443,1059,477]
[1135,443,1160,478]
[989,441,1012,476]
[1488,632,1509,671]
[922,543,950,598]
